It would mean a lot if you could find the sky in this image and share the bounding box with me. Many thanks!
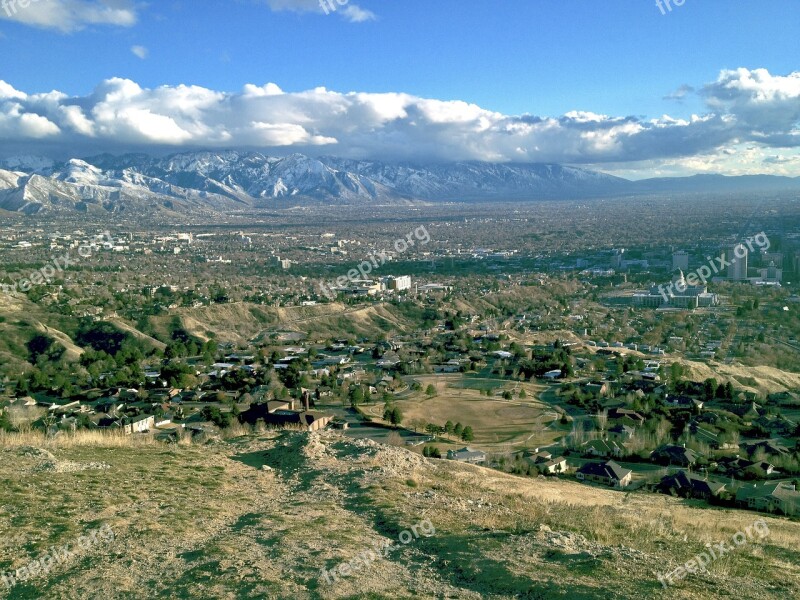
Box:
[1,0,800,178]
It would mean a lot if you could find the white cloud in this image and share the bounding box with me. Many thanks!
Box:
[131,45,148,59]
[2,68,800,176]
[0,0,139,33]
[340,4,375,22]
[261,0,376,22]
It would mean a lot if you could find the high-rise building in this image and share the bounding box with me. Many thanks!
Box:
[611,249,624,269]
[759,262,782,283]
[672,251,689,272]
[385,275,411,291]
[727,244,748,280]
[761,252,784,268]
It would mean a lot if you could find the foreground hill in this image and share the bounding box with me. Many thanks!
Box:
[1,430,798,599]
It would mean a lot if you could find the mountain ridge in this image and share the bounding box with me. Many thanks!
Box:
[1,152,799,214]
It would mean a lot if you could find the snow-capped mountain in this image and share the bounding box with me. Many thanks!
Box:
[0,151,633,214]
[320,157,626,200]
[0,157,249,215]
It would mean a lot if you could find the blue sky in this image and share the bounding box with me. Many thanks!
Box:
[1,0,800,178]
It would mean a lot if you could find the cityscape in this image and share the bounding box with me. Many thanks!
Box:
[1,2,800,599]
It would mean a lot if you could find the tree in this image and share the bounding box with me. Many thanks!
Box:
[0,410,13,432]
[27,334,63,364]
[595,409,608,432]
[454,422,463,438]
[350,385,365,407]
[425,384,437,398]
[461,426,474,442]
[409,418,425,433]
[519,389,527,399]
[669,363,684,390]
[200,406,232,428]
[388,407,403,427]
[423,446,441,458]
[425,423,441,437]
[444,420,454,436]
[703,378,718,401]
[386,431,403,447]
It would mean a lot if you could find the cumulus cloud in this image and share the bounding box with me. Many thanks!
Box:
[2,68,800,176]
[703,68,800,145]
[261,0,376,22]
[0,0,138,33]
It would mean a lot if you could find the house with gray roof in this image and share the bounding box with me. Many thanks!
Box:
[576,460,632,488]
[447,447,487,464]
[736,482,800,516]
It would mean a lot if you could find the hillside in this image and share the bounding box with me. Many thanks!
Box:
[0,430,797,599]
[3,290,800,398]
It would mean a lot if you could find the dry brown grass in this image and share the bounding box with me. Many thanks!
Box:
[0,428,157,449]
[220,421,253,440]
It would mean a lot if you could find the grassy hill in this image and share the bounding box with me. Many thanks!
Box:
[1,430,798,599]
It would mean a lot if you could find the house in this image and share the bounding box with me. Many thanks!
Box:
[318,355,352,366]
[239,400,332,432]
[104,415,156,435]
[447,447,487,464]
[754,414,797,436]
[717,456,775,478]
[658,470,726,500]
[745,441,790,458]
[743,461,776,478]
[155,415,173,428]
[607,408,645,427]
[376,354,401,368]
[576,460,632,488]
[607,424,635,442]
[543,369,563,380]
[689,423,721,447]
[652,444,699,467]
[523,449,568,473]
[584,382,611,397]
[525,449,552,463]
[537,456,568,474]
[582,439,625,458]
[736,482,800,516]
[664,395,704,411]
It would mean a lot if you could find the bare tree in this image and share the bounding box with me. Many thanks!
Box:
[595,409,608,433]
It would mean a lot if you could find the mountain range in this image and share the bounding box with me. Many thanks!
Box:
[0,151,798,215]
